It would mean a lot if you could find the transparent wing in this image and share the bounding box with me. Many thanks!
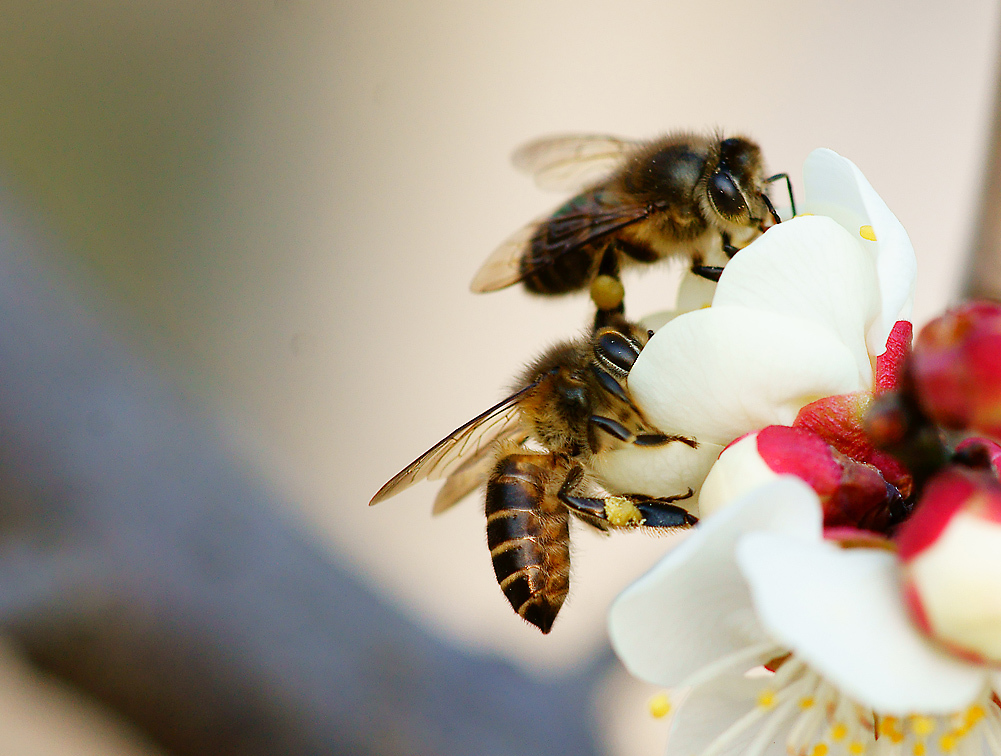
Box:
[370,386,533,505]
[469,215,546,292]
[470,196,652,293]
[431,427,531,514]
[512,134,640,193]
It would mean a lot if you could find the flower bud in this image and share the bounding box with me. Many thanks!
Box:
[700,425,903,532]
[910,301,1001,437]
[896,467,1001,663]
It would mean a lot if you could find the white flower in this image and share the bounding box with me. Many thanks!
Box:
[591,150,917,504]
[609,479,1001,756]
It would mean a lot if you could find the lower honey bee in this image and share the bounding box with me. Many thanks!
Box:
[370,316,698,633]
[471,132,794,316]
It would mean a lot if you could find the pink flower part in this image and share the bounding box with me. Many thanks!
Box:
[755,425,840,495]
[755,426,901,532]
[874,319,912,392]
[794,392,912,499]
[912,301,1001,436]
[896,469,977,562]
[955,437,1001,478]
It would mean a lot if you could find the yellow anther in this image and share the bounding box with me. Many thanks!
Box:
[830,723,848,741]
[879,716,905,743]
[909,716,935,737]
[939,733,957,752]
[848,741,866,755]
[648,692,671,719]
[799,696,815,710]
[860,225,877,241]
[756,689,777,710]
[879,715,898,734]
[964,705,985,727]
[913,743,926,756]
[811,744,829,756]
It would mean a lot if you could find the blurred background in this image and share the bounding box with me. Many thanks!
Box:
[0,1,999,753]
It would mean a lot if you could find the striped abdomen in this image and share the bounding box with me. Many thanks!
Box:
[485,453,570,634]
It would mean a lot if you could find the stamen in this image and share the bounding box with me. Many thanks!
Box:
[859,225,877,241]
[677,641,782,691]
[676,649,1001,756]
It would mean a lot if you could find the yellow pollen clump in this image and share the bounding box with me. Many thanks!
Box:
[756,689,777,710]
[811,744,829,756]
[859,225,877,241]
[913,743,926,756]
[648,693,671,719]
[604,497,644,527]
[848,741,866,755]
[799,696,815,710]
[830,723,848,741]
[590,275,625,311]
[909,716,935,737]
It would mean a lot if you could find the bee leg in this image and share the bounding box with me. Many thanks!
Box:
[591,247,625,330]
[557,465,697,529]
[720,232,740,259]
[690,264,724,282]
[692,234,740,281]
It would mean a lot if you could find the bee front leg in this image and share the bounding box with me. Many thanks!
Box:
[690,264,724,282]
[557,464,697,530]
[720,232,740,259]
[691,233,740,282]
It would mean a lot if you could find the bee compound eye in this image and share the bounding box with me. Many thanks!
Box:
[708,170,749,222]
[595,330,641,376]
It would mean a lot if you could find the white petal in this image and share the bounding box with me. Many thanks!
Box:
[736,534,987,714]
[676,270,718,313]
[591,439,723,501]
[608,478,821,687]
[698,434,781,518]
[640,273,718,333]
[667,676,787,756]
[714,216,879,387]
[803,148,917,355]
[629,306,866,445]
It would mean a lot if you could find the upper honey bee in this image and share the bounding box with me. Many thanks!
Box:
[370,316,698,633]
[471,132,793,315]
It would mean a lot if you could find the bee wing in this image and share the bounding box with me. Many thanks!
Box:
[469,215,547,292]
[369,387,533,505]
[470,196,653,293]
[512,134,640,193]
[431,427,531,514]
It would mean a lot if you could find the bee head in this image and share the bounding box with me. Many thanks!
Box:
[703,137,772,231]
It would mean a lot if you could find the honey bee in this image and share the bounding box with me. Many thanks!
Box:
[370,316,698,633]
[471,132,793,315]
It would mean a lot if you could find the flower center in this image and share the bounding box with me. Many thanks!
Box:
[658,648,1001,756]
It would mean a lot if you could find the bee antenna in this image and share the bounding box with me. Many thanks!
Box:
[764,173,797,218]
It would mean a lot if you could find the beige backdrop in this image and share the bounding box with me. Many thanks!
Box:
[0,1,998,753]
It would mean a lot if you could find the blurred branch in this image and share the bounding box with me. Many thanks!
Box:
[0,193,605,756]
[966,35,1001,300]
